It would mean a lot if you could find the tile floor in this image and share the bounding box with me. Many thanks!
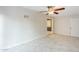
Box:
[3,34,79,52]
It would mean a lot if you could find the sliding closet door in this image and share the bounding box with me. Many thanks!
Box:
[71,17,79,37]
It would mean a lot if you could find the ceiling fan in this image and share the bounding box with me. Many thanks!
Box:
[40,6,65,15]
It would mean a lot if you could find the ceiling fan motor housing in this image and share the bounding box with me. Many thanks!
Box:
[47,6,53,8]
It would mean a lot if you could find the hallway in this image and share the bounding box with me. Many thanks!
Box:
[4,34,79,52]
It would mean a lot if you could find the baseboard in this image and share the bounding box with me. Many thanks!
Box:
[54,33,79,38]
[1,33,47,50]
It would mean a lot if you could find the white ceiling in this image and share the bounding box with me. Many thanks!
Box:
[24,6,79,16]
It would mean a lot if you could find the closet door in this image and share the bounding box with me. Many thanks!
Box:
[71,18,79,37]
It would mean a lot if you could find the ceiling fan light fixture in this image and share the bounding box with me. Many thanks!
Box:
[48,11,54,14]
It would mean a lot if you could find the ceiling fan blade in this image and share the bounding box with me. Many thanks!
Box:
[46,13,49,15]
[47,6,55,8]
[53,12,59,14]
[47,6,52,8]
[54,8,65,11]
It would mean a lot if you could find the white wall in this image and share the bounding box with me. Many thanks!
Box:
[54,16,71,36]
[0,7,4,49]
[0,6,47,49]
[54,16,79,37]
[70,16,79,37]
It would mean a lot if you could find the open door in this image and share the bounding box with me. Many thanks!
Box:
[47,18,53,35]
